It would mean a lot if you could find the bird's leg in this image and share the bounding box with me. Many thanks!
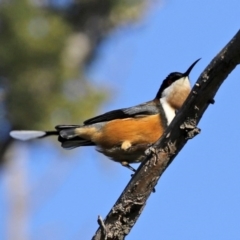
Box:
[121,161,136,172]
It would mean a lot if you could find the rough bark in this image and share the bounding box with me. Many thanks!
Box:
[92,30,240,240]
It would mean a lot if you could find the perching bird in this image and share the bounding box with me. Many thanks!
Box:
[10,59,200,171]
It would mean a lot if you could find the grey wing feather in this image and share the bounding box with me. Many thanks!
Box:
[84,101,160,125]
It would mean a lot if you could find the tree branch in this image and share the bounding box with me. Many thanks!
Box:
[92,30,240,240]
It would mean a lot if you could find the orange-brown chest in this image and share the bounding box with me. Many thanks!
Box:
[94,114,165,148]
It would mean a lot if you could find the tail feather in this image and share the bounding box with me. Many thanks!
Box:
[10,125,94,150]
[10,130,57,141]
[55,125,82,140]
[58,126,96,149]
[60,139,95,149]
[55,125,81,130]
[59,129,79,139]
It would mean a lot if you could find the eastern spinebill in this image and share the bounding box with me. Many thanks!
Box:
[10,59,200,171]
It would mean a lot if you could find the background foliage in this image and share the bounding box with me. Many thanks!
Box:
[0,0,148,163]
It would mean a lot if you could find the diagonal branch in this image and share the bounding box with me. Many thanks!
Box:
[92,30,240,240]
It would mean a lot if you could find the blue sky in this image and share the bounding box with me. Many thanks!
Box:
[1,1,240,239]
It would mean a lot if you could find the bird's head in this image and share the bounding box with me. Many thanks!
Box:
[155,58,200,100]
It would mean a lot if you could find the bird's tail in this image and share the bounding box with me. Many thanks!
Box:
[56,125,95,149]
[10,125,94,149]
[9,130,58,141]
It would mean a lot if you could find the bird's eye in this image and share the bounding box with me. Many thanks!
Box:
[167,79,172,85]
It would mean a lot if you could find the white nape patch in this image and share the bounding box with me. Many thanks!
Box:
[160,98,176,125]
[10,130,46,141]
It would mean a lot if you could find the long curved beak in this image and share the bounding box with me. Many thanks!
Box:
[183,58,201,77]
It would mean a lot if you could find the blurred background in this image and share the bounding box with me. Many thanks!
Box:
[0,0,240,239]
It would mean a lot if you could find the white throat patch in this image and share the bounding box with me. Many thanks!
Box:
[161,76,190,99]
[160,98,175,125]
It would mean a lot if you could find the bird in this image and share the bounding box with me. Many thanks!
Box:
[10,59,200,171]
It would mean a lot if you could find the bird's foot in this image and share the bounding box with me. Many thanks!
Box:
[121,161,136,172]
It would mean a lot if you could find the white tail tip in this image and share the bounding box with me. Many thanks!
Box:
[10,130,46,141]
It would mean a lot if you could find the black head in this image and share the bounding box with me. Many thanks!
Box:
[155,58,200,99]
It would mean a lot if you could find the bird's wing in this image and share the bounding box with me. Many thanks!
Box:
[84,100,160,125]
